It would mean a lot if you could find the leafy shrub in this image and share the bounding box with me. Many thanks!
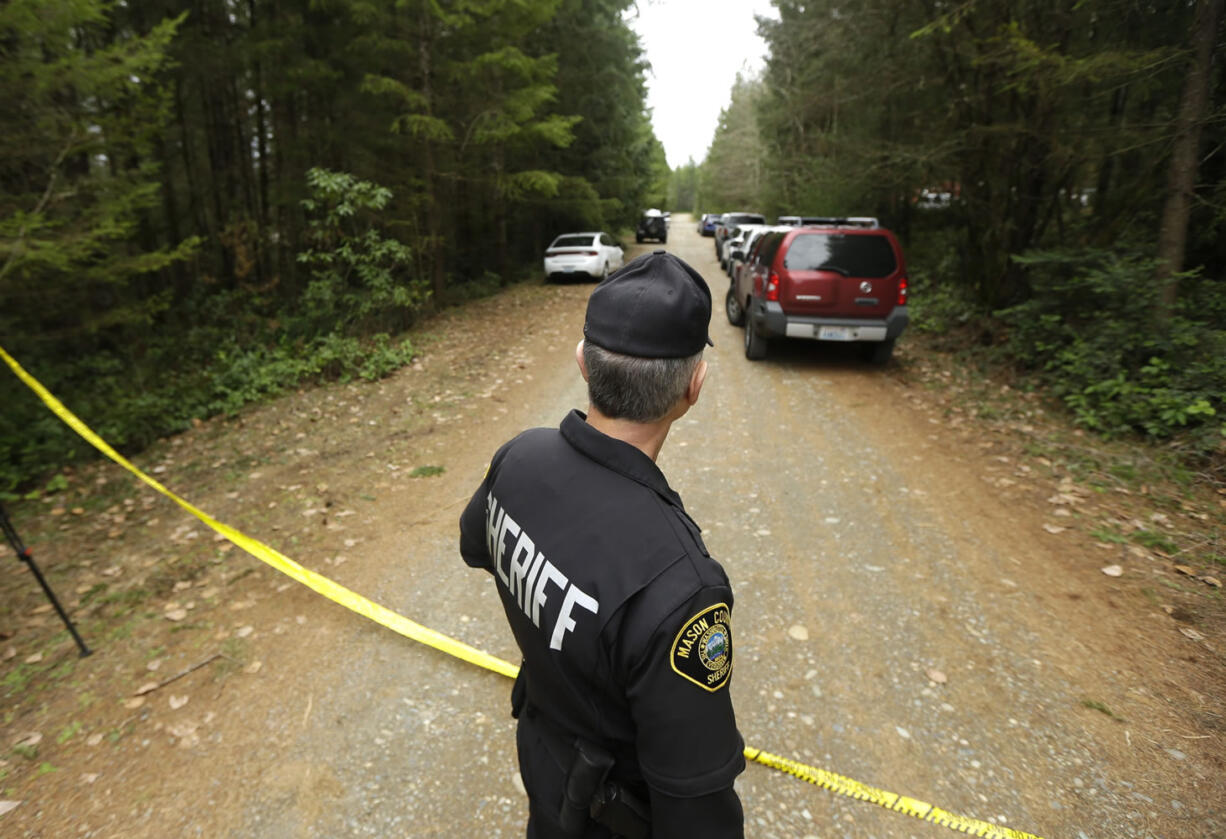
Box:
[0,170,425,493]
[908,272,984,336]
[443,270,508,305]
[904,223,988,336]
[206,333,415,417]
[294,168,430,337]
[2,328,418,493]
[996,249,1225,451]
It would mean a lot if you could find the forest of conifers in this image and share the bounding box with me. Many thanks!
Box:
[1,0,669,490]
[2,0,1224,492]
[681,0,1225,474]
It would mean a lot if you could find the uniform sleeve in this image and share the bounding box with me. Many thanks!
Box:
[459,449,503,569]
[622,586,745,834]
[459,435,528,569]
[650,787,743,838]
[458,477,490,570]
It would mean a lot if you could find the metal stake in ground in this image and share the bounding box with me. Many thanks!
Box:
[0,502,91,657]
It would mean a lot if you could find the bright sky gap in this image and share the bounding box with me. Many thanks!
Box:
[627,0,778,169]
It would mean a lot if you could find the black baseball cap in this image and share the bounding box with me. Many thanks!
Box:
[583,250,714,358]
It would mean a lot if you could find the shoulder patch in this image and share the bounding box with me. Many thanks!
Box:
[669,603,733,692]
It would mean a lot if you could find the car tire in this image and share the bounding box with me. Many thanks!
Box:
[744,312,768,360]
[865,338,895,365]
[661,234,667,244]
[635,234,643,244]
[599,263,609,282]
[725,289,745,326]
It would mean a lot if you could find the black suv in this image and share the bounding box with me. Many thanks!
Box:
[636,210,667,244]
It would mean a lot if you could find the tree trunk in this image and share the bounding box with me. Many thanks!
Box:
[174,77,210,261]
[1094,86,1129,210]
[495,145,508,284]
[250,0,271,284]
[1156,0,1224,314]
[418,3,447,300]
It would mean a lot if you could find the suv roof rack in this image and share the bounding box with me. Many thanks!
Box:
[798,216,879,228]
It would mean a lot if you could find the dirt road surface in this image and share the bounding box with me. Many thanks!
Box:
[2,216,1223,838]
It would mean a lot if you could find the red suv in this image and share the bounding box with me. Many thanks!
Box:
[725,218,909,364]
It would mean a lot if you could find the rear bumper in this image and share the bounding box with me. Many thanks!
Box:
[544,256,601,278]
[749,301,909,342]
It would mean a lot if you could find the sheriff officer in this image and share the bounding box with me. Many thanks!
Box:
[459,251,745,838]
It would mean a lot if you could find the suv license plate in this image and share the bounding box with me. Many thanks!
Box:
[818,326,854,341]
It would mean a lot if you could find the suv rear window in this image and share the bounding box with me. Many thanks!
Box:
[756,232,786,266]
[727,213,766,226]
[784,233,897,278]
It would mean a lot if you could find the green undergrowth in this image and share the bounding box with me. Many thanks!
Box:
[997,250,1225,457]
[904,249,1225,575]
[909,342,1224,561]
[908,246,1225,486]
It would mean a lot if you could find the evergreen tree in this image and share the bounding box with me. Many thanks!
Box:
[0,0,668,488]
[668,159,701,214]
[700,75,766,211]
[0,0,195,486]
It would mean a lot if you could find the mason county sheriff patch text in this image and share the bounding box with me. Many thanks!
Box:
[670,603,733,691]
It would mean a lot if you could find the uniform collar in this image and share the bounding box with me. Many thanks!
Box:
[560,409,684,508]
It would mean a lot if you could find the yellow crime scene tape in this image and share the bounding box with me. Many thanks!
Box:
[2,345,1045,839]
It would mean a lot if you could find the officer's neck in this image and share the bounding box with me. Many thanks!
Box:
[584,405,681,463]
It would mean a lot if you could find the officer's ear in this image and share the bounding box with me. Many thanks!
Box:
[685,359,708,407]
[575,340,590,382]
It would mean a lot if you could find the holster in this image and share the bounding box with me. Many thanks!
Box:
[559,738,613,833]
[514,669,650,839]
[590,777,650,839]
[560,738,650,839]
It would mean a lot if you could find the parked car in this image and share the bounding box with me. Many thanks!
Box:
[778,215,838,226]
[726,217,909,364]
[714,212,766,260]
[726,226,779,286]
[543,232,625,281]
[636,209,668,243]
[698,213,721,236]
[720,224,767,273]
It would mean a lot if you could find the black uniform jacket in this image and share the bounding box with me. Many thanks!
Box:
[459,410,745,831]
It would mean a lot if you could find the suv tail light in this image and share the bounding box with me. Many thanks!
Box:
[897,276,908,306]
[585,251,598,256]
[765,272,780,302]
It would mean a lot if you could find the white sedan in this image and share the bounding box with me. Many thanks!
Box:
[543,232,624,282]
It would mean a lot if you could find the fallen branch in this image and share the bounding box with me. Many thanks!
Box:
[134,652,226,696]
[403,495,467,529]
[225,567,258,586]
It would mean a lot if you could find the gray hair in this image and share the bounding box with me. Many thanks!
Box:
[583,342,703,422]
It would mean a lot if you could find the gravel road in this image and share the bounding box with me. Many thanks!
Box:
[10,217,1221,839]
[226,221,1218,839]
